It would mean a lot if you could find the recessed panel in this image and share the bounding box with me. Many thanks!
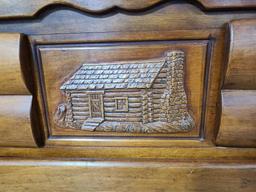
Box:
[37,41,208,138]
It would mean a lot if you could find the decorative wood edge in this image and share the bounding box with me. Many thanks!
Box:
[199,0,256,9]
[0,0,163,18]
[0,33,31,94]
[0,0,255,19]
[216,90,256,147]
[224,19,256,90]
[0,33,42,147]
[0,160,255,192]
[216,19,256,148]
[0,96,37,147]
[0,147,256,160]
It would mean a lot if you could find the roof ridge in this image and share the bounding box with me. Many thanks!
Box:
[60,54,174,91]
[81,58,165,66]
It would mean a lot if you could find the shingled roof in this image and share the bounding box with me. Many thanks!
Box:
[60,60,165,91]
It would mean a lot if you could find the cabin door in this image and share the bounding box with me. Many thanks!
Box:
[89,94,104,118]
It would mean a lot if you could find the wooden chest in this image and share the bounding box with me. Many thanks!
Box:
[0,1,255,191]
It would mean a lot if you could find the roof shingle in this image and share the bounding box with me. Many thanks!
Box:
[60,60,165,91]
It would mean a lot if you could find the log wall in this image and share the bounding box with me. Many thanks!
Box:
[151,65,168,121]
[70,92,90,124]
[68,90,143,123]
[104,90,143,122]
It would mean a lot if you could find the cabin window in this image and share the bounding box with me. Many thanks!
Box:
[115,97,128,111]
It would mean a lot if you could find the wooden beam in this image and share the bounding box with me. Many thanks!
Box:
[0,160,255,192]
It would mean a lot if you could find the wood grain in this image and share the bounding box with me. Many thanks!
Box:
[0,0,255,19]
[38,41,207,138]
[199,0,256,9]
[216,90,256,147]
[0,0,162,18]
[21,2,254,146]
[0,33,39,147]
[0,147,256,161]
[0,2,255,190]
[29,28,227,147]
[0,96,37,147]
[224,19,256,90]
[1,4,255,36]
[0,160,255,192]
[0,33,30,94]
[217,19,256,147]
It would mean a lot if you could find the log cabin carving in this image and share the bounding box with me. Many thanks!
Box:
[54,51,195,133]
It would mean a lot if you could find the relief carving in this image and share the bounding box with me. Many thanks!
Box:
[55,51,195,133]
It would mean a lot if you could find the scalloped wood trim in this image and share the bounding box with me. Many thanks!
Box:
[0,0,162,18]
[0,0,255,19]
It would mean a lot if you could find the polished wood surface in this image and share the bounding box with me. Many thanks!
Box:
[224,19,256,90]
[0,0,255,19]
[0,147,256,160]
[0,160,255,192]
[0,33,30,94]
[38,41,206,138]
[217,90,256,147]
[0,1,255,191]
[0,33,37,147]
[0,0,254,156]
[200,0,256,9]
[0,4,255,35]
[0,96,37,147]
[19,2,254,147]
[217,19,256,147]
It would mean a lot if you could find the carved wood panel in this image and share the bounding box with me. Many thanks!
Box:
[54,50,195,133]
[1,3,256,185]
[36,40,208,138]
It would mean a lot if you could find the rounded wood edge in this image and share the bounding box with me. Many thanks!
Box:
[223,18,256,89]
[0,33,31,94]
[1,147,256,161]
[0,95,38,147]
[216,90,256,147]
[0,159,255,192]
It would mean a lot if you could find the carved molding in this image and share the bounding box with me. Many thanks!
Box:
[54,51,195,133]
[0,33,37,147]
[216,19,256,147]
[0,33,30,94]
[0,0,163,18]
[0,0,255,19]
[224,19,256,90]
